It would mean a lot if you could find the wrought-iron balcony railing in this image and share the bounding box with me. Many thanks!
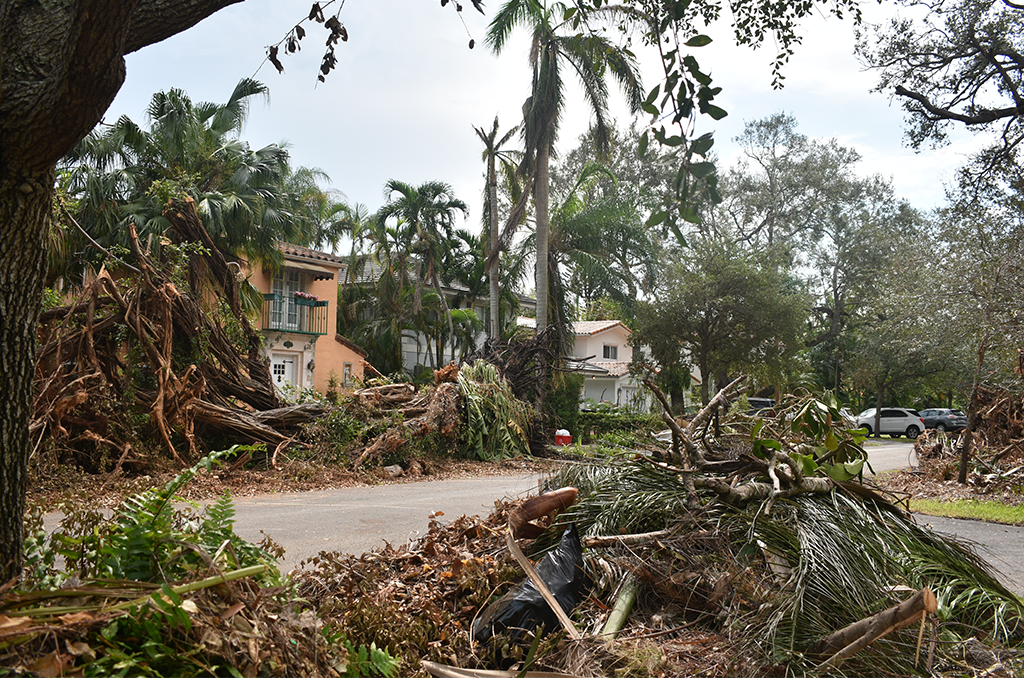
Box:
[261,294,328,336]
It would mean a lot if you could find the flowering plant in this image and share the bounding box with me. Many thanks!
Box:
[294,291,319,301]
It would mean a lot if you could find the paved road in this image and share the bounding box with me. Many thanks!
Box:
[229,474,544,572]
[225,441,1024,595]
[863,437,919,473]
[862,438,1024,593]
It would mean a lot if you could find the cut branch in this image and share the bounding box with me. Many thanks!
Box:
[808,588,938,668]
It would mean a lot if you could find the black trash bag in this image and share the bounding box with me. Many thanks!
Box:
[473,523,587,645]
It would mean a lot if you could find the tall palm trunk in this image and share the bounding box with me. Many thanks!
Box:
[488,158,501,340]
[535,144,550,332]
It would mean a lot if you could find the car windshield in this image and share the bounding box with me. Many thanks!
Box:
[952,410,966,416]
[859,409,875,417]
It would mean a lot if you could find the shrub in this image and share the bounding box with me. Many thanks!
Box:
[547,372,584,437]
[578,411,661,444]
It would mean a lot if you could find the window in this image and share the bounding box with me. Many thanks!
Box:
[343,362,352,386]
[271,270,302,330]
[603,344,617,360]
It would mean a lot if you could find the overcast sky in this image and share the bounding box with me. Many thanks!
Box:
[104,0,982,237]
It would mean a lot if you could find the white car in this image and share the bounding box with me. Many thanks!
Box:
[856,407,926,439]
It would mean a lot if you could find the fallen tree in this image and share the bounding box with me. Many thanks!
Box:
[32,199,323,471]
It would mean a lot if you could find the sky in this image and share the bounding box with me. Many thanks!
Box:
[103,0,984,239]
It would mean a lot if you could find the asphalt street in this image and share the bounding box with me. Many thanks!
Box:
[228,474,545,571]
[45,439,1023,593]
[224,439,1024,594]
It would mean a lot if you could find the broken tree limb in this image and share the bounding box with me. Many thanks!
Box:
[684,375,748,445]
[694,476,833,504]
[190,400,291,447]
[642,379,688,466]
[509,487,578,539]
[808,587,938,669]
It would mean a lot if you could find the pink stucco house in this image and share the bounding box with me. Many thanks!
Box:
[246,243,368,395]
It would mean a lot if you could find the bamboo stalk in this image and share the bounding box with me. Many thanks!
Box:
[600,575,637,642]
[8,565,268,620]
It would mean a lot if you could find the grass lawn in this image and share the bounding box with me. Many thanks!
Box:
[910,497,1024,525]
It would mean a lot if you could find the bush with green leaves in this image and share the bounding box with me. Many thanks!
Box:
[13,446,401,678]
[547,372,584,437]
[578,411,661,443]
[302,406,368,464]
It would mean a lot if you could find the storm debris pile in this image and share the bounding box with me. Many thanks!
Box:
[33,198,325,474]
[906,388,1024,496]
[284,385,1024,677]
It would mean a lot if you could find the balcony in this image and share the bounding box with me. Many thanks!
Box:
[261,294,328,336]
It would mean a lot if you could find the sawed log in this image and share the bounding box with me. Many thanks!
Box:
[808,587,937,668]
[509,487,578,539]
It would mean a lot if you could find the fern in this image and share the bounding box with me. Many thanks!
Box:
[340,640,401,677]
[27,446,281,588]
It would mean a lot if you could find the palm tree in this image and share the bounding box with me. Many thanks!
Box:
[473,116,520,340]
[280,164,355,253]
[376,180,469,366]
[486,0,643,333]
[60,79,301,277]
[518,162,654,353]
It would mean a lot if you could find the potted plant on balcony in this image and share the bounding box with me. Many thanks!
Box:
[294,291,319,307]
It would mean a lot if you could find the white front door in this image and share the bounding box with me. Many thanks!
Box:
[271,353,297,389]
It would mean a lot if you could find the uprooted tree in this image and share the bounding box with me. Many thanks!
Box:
[32,198,325,468]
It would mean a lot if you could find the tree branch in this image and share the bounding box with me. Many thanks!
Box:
[124,0,245,54]
[894,85,1023,125]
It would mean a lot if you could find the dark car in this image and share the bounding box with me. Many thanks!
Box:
[747,397,776,416]
[919,408,968,432]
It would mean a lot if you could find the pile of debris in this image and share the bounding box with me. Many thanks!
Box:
[968,387,1024,464]
[33,199,327,474]
[898,387,1024,499]
[347,378,462,468]
[288,384,1024,677]
[32,198,547,479]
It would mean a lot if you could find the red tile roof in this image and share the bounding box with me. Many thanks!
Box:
[573,320,630,336]
[279,242,347,266]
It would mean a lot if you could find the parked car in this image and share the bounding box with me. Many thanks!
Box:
[747,397,776,416]
[919,408,968,432]
[856,407,926,438]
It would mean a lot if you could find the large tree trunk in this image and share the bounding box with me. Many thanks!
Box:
[488,159,500,340]
[0,0,244,584]
[0,167,52,582]
[958,331,990,483]
[534,145,550,332]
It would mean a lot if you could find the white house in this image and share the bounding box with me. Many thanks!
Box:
[568,320,648,410]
